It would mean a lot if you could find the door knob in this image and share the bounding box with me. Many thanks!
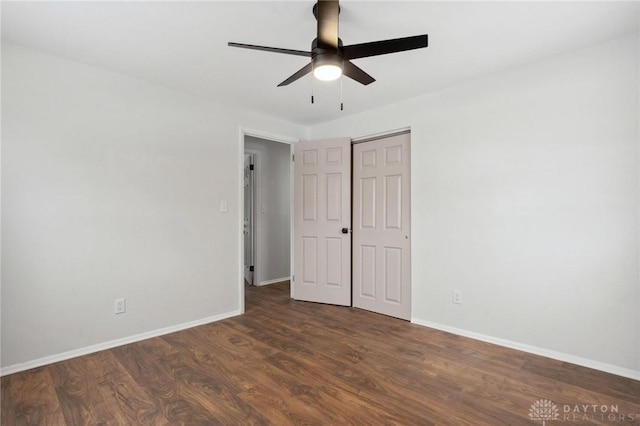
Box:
[341,228,349,234]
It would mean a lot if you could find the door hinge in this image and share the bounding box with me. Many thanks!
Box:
[249,265,254,271]
[292,154,295,162]
[292,275,294,282]
[249,164,254,171]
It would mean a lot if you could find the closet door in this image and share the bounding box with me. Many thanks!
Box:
[353,133,411,320]
[292,138,351,306]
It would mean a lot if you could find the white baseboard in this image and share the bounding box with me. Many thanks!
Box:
[411,318,640,381]
[1,309,241,377]
[258,277,290,286]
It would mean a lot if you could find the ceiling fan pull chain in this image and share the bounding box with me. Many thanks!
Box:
[340,74,344,111]
[311,62,315,104]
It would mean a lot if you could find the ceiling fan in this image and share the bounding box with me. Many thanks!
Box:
[228,0,428,87]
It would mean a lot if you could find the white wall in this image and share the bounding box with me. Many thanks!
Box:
[3,33,639,379]
[244,136,291,285]
[0,42,306,371]
[310,35,640,377]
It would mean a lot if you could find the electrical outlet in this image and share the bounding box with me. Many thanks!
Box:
[452,290,462,304]
[114,298,126,314]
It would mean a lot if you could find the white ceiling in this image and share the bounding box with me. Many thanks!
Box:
[2,1,639,126]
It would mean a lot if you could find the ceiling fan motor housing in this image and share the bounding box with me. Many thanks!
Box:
[311,38,344,70]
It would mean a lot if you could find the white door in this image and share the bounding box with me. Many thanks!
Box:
[352,133,411,320]
[293,138,351,306]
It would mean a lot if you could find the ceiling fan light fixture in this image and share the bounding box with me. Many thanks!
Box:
[313,52,343,81]
[314,63,342,81]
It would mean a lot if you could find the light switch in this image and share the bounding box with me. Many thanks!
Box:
[220,201,228,213]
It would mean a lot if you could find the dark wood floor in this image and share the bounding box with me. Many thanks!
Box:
[2,281,639,425]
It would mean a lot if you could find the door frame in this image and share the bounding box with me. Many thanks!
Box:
[238,127,298,313]
[243,151,257,285]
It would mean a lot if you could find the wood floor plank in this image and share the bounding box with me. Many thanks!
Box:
[195,321,281,360]
[2,280,639,425]
[1,367,65,426]
[111,343,224,424]
[264,350,437,425]
[49,355,122,425]
[160,351,270,424]
[85,350,170,425]
[522,357,640,403]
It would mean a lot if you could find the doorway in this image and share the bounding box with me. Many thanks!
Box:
[243,134,293,293]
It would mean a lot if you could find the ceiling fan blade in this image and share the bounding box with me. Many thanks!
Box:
[277,62,313,86]
[342,60,375,85]
[316,0,339,49]
[342,34,428,60]
[228,42,311,57]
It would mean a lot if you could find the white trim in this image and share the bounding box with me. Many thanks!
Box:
[290,142,295,300]
[1,310,241,377]
[238,127,246,314]
[244,149,260,285]
[351,126,411,144]
[258,277,291,286]
[411,318,640,381]
[242,128,298,145]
